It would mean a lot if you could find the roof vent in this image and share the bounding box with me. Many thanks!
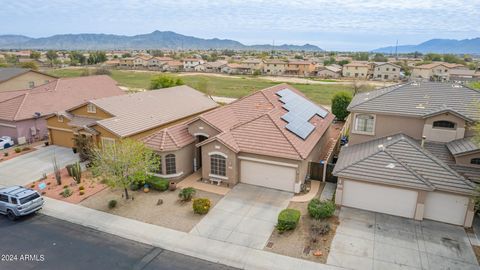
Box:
[378,144,385,151]
[416,104,425,109]
[387,136,392,141]
[452,84,462,88]
[386,163,395,169]
[411,82,419,86]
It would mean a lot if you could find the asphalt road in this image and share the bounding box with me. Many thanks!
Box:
[0,214,237,270]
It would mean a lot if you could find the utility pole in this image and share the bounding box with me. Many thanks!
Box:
[395,39,398,60]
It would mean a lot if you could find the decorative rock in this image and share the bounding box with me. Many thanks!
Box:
[313,250,323,257]
[157,199,163,205]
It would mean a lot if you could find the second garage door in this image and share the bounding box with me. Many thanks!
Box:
[424,192,468,226]
[240,160,296,192]
[342,180,418,218]
[50,129,74,148]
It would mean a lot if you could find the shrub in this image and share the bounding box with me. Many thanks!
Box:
[60,188,72,198]
[22,146,30,151]
[310,222,331,243]
[331,91,352,121]
[150,74,184,89]
[79,191,85,196]
[308,199,335,219]
[277,209,301,232]
[129,183,140,191]
[63,185,69,189]
[108,199,117,209]
[30,184,35,188]
[14,147,21,153]
[178,187,196,201]
[146,176,169,191]
[79,186,85,191]
[193,198,211,214]
[3,152,8,157]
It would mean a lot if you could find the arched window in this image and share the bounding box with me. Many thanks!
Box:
[471,158,480,165]
[210,154,226,177]
[165,154,176,174]
[433,120,456,129]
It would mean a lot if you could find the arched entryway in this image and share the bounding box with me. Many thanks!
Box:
[194,135,208,170]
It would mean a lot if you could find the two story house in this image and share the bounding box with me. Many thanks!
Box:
[411,62,467,81]
[143,84,335,189]
[263,60,288,75]
[372,62,401,81]
[342,62,370,79]
[333,82,478,227]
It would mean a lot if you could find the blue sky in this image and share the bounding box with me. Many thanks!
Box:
[0,0,479,51]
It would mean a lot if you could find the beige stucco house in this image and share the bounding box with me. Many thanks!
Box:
[0,68,57,92]
[143,84,335,190]
[333,82,479,227]
[372,62,401,81]
[411,62,467,81]
[263,60,288,76]
[341,62,370,79]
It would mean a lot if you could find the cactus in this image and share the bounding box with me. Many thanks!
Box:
[72,162,82,184]
[52,152,61,185]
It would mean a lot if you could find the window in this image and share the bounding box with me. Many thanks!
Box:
[432,120,455,129]
[57,115,64,122]
[19,193,39,204]
[87,103,96,113]
[210,154,226,177]
[165,154,176,174]
[354,114,375,133]
[101,137,115,149]
[0,194,8,202]
[471,158,480,165]
[28,81,35,88]
[10,197,17,204]
[392,68,396,71]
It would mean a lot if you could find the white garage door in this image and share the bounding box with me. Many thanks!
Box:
[424,192,468,226]
[240,160,296,192]
[342,180,418,218]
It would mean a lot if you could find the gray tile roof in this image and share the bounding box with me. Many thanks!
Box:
[334,134,475,195]
[348,82,480,122]
[446,137,480,156]
[0,68,29,83]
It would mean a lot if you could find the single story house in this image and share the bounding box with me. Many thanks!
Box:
[143,84,335,190]
[0,68,57,92]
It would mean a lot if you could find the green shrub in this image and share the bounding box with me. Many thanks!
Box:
[308,199,335,219]
[277,209,301,232]
[60,188,72,198]
[3,152,8,157]
[331,91,352,121]
[79,186,85,191]
[129,183,140,191]
[193,198,211,214]
[108,199,117,209]
[14,147,21,153]
[79,191,85,196]
[22,146,30,151]
[146,176,169,191]
[63,185,69,189]
[178,187,196,201]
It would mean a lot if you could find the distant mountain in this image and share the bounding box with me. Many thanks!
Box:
[373,38,480,54]
[0,31,323,51]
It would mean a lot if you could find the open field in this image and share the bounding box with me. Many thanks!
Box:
[48,68,372,105]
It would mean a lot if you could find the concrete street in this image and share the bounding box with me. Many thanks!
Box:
[0,214,235,270]
[0,145,79,186]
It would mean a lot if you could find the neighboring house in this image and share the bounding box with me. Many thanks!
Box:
[372,62,401,81]
[143,83,335,188]
[316,65,341,78]
[263,60,288,75]
[411,62,467,81]
[0,76,123,143]
[285,61,315,76]
[0,68,57,92]
[221,63,251,75]
[449,69,479,82]
[342,62,370,79]
[241,59,264,73]
[162,61,183,72]
[46,85,218,149]
[133,56,150,68]
[333,82,480,227]
[119,58,134,68]
[203,61,228,73]
[183,58,205,71]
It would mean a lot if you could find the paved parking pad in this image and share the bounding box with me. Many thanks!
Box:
[190,184,292,249]
[327,207,479,270]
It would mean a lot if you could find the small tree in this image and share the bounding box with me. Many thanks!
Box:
[150,74,184,89]
[90,139,160,200]
[331,91,352,121]
[20,61,39,71]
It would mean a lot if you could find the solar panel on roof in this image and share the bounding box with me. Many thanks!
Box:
[276,88,329,140]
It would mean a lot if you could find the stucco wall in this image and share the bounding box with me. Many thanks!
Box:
[0,121,18,141]
[155,143,195,181]
[0,72,55,92]
[187,119,219,138]
[454,152,480,167]
[422,113,465,142]
[69,104,113,119]
[201,140,238,186]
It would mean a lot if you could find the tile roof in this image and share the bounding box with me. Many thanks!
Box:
[0,68,30,83]
[334,134,475,195]
[196,84,334,160]
[92,85,218,138]
[0,75,123,121]
[414,62,465,69]
[446,137,480,156]
[142,124,195,152]
[348,82,480,121]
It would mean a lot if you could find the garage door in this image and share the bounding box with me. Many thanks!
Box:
[50,129,74,148]
[342,180,418,218]
[424,192,468,225]
[240,160,296,192]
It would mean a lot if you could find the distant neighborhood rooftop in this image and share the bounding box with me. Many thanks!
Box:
[0,68,55,83]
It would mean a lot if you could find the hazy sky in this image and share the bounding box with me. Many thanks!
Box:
[1,0,479,51]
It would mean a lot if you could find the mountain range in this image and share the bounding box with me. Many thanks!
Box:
[373,38,480,54]
[0,31,322,51]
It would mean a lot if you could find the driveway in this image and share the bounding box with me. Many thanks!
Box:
[0,145,79,186]
[190,183,292,249]
[327,207,479,270]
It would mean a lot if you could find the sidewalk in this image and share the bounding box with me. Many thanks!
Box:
[41,197,344,270]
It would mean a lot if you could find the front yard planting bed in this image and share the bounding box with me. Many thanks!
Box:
[80,187,223,232]
[26,168,106,204]
[265,186,339,263]
[0,146,36,162]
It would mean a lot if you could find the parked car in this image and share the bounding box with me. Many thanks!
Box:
[0,186,44,220]
[0,136,14,150]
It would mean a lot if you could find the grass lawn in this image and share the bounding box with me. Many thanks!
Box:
[48,68,360,105]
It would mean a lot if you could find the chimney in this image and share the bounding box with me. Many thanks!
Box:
[421,136,426,148]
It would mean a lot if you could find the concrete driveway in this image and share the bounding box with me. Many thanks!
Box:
[0,145,79,186]
[190,183,292,249]
[327,207,479,270]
